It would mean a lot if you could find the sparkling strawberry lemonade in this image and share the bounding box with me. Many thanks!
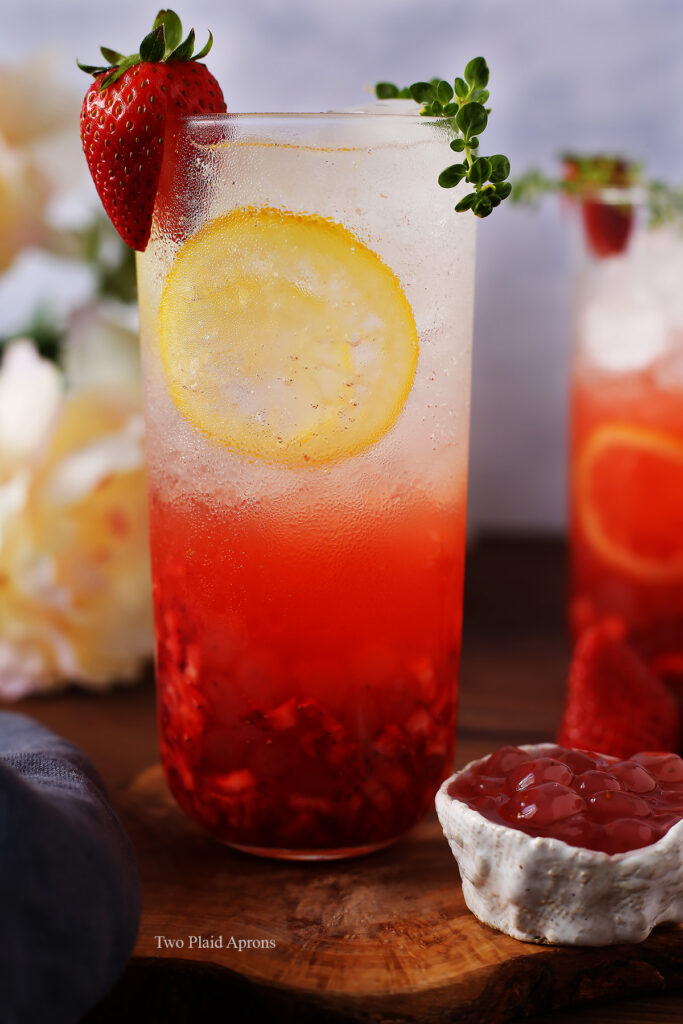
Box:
[570,220,683,684]
[137,113,476,857]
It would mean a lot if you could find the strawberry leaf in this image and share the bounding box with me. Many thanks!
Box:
[77,61,108,75]
[98,55,139,91]
[100,46,125,65]
[169,28,195,61]
[140,24,166,63]
[79,8,217,81]
[154,9,183,54]
[193,31,214,62]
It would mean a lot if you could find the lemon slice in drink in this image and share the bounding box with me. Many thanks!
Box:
[577,422,683,582]
[158,207,419,467]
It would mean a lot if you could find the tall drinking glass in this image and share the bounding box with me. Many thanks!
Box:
[136,113,476,859]
[569,194,683,684]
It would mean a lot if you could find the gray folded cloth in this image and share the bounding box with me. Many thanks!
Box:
[0,711,141,1024]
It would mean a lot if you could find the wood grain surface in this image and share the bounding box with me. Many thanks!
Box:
[4,537,683,1023]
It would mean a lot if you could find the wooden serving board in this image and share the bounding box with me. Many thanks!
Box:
[9,538,682,1023]
[110,759,683,1024]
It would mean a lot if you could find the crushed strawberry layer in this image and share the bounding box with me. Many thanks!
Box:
[449,745,683,855]
[151,492,465,852]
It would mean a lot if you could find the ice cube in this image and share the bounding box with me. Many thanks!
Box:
[581,298,668,373]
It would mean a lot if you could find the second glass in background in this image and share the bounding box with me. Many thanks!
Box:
[569,193,683,684]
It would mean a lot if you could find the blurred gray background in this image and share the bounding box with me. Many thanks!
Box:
[2,0,681,532]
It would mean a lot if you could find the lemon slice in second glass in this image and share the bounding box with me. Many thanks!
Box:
[158,207,419,467]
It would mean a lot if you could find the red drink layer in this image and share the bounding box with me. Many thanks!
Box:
[569,370,683,684]
[150,489,465,855]
[450,745,683,855]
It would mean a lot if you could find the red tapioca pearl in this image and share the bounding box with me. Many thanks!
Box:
[651,789,683,811]
[500,782,585,826]
[602,818,660,854]
[651,809,683,832]
[541,815,595,850]
[610,761,658,794]
[558,749,605,774]
[573,770,622,796]
[466,774,508,797]
[482,745,531,777]
[448,772,477,799]
[586,790,652,824]
[470,793,507,814]
[505,758,574,794]
[594,754,620,768]
[632,752,683,784]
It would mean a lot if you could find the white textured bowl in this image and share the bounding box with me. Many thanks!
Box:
[435,743,683,945]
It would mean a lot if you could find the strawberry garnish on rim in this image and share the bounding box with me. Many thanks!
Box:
[562,153,635,259]
[557,622,681,759]
[78,9,226,251]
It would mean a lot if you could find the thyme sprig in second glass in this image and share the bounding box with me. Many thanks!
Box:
[375,57,511,218]
[513,155,683,231]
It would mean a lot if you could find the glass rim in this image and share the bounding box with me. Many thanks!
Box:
[180,111,433,123]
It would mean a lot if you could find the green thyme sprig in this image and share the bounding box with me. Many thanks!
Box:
[512,154,636,204]
[648,180,683,229]
[375,57,511,218]
[513,155,683,230]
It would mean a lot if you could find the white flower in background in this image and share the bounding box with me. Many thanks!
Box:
[0,316,153,698]
[0,53,90,270]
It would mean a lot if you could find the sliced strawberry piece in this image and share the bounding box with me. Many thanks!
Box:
[78,9,226,251]
[557,624,681,759]
[581,199,634,258]
[561,153,635,259]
